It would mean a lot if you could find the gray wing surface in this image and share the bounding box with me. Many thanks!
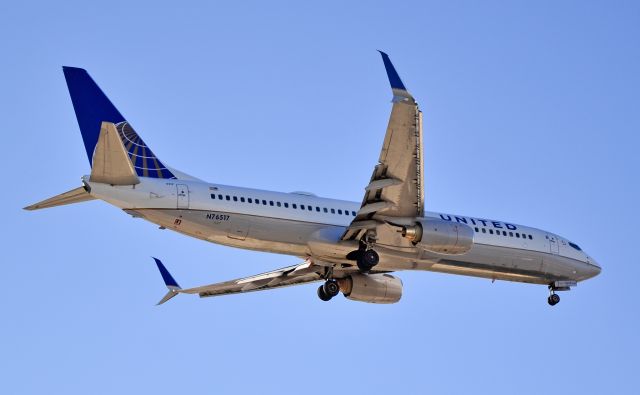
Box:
[183,261,324,298]
[153,258,331,304]
[342,52,424,242]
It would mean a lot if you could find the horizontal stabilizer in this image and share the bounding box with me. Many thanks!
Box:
[90,122,140,185]
[24,186,95,211]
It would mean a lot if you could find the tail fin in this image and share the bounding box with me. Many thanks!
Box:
[63,67,176,179]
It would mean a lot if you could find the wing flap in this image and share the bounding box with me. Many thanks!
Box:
[342,52,424,242]
[152,258,327,302]
[185,260,324,298]
[198,272,323,298]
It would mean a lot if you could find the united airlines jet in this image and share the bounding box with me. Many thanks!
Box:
[25,52,600,305]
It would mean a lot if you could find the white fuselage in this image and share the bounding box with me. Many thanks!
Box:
[86,176,601,286]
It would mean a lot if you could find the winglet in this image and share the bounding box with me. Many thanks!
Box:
[378,51,407,91]
[153,257,181,305]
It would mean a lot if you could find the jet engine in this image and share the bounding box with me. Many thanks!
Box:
[401,218,474,255]
[338,273,402,304]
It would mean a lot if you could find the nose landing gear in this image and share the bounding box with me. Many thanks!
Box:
[547,281,576,306]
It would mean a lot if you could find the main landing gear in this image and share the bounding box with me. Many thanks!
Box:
[346,236,380,273]
[357,249,379,273]
[346,248,380,272]
[317,279,340,302]
[548,292,561,306]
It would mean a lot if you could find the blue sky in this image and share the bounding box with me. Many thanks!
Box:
[2,1,639,393]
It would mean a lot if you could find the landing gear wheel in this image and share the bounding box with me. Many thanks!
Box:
[317,285,332,301]
[323,280,340,298]
[357,249,379,273]
[548,293,560,306]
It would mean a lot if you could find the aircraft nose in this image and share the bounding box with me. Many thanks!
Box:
[583,257,601,279]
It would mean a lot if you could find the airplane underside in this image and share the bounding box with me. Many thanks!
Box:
[125,207,584,287]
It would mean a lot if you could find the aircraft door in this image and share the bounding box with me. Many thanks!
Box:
[176,184,189,209]
[547,234,559,254]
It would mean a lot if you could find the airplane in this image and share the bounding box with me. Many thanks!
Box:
[25,52,601,306]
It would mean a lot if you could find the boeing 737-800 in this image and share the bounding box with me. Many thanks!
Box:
[25,52,600,306]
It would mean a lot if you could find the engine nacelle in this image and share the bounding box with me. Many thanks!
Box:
[401,218,474,255]
[338,273,402,304]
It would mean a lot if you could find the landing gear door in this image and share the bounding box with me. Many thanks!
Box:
[227,218,249,241]
[176,184,189,209]
[547,234,559,254]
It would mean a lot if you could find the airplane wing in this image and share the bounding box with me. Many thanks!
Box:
[342,52,424,243]
[153,258,328,304]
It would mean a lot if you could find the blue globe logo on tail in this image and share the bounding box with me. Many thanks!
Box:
[116,122,175,179]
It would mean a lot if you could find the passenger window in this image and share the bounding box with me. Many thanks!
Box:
[307,205,312,211]
[323,208,328,213]
[300,205,305,210]
[277,202,281,207]
[481,228,486,233]
[344,210,349,216]
[262,200,267,205]
[338,209,343,214]
[255,199,260,204]
[269,201,274,206]
[509,232,513,237]
[226,195,231,201]
[248,198,252,203]
[284,203,289,208]
[475,227,479,232]
[489,229,494,234]
[210,194,215,199]
[316,207,320,212]
[351,211,356,216]
[331,208,335,214]
[516,233,520,238]
[503,231,507,236]
[232,196,237,202]
[240,197,245,202]
[218,194,223,200]
[528,235,533,240]
[293,204,297,209]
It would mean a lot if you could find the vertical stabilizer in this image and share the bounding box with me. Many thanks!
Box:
[63,67,176,179]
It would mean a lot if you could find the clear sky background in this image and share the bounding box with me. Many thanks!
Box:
[1,1,638,394]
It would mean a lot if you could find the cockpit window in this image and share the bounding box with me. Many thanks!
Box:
[568,242,582,251]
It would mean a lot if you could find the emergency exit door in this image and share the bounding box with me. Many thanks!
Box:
[176,184,189,209]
